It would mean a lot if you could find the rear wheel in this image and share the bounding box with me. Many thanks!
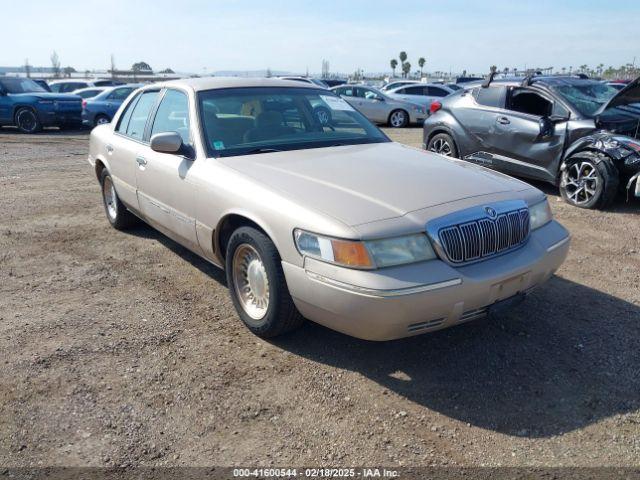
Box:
[94,114,110,127]
[100,169,138,229]
[226,227,304,338]
[388,109,409,128]
[559,152,618,209]
[427,133,458,158]
[15,108,41,134]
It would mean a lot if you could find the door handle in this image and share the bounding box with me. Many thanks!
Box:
[497,116,511,125]
[136,156,147,167]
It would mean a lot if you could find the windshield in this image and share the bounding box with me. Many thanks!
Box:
[198,87,389,157]
[0,77,47,94]
[552,82,618,117]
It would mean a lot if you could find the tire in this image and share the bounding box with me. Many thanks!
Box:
[225,226,304,338]
[559,152,619,209]
[388,109,409,128]
[99,169,138,230]
[15,107,42,134]
[427,133,458,158]
[94,114,111,127]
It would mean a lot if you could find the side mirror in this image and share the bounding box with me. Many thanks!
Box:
[150,132,183,154]
[538,116,554,138]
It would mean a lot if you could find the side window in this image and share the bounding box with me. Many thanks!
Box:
[427,86,448,97]
[108,88,134,101]
[405,86,426,95]
[150,89,191,145]
[341,87,355,97]
[361,89,382,100]
[508,88,553,117]
[49,84,62,93]
[125,91,159,141]
[474,86,506,108]
[116,94,139,133]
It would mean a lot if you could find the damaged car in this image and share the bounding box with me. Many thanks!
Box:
[423,75,640,208]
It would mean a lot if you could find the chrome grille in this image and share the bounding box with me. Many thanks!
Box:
[438,208,530,264]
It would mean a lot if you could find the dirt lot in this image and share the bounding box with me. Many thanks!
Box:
[1,128,639,469]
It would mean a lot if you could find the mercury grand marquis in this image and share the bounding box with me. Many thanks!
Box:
[88,78,570,341]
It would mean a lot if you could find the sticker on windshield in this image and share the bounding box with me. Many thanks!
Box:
[213,140,225,150]
[320,95,354,111]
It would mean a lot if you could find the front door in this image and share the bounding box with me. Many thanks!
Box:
[134,88,200,252]
[488,87,568,182]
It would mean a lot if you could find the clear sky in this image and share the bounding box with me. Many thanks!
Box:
[2,0,638,75]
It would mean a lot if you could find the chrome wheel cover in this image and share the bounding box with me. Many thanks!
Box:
[390,111,406,127]
[429,138,453,156]
[232,244,270,323]
[563,161,600,205]
[103,176,118,220]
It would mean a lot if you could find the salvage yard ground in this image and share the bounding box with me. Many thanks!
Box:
[0,128,639,467]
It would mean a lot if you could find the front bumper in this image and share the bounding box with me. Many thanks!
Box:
[41,110,82,127]
[283,220,570,341]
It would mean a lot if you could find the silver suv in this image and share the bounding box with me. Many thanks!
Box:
[423,76,640,209]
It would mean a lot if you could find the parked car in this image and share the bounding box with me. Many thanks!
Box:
[607,81,629,91]
[278,76,329,88]
[381,80,420,92]
[386,83,456,109]
[72,87,107,99]
[88,77,569,341]
[82,84,141,127]
[423,75,640,208]
[323,79,347,88]
[49,79,122,93]
[0,77,82,133]
[331,84,427,127]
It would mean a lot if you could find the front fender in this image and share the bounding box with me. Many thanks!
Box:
[563,131,640,164]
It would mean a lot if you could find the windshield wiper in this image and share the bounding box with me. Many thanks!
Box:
[241,147,284,155]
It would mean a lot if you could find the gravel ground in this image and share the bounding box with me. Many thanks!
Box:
[1,127,639,469]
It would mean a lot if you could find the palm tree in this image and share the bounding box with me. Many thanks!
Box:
[390,59,398,78]
[399,51,408,78]
[418,57,425,77]
[402,61,411,78]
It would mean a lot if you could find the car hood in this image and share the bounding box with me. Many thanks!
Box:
[221,142,533,227]
[596,75,640,115]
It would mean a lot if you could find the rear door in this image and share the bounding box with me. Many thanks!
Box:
[354,87,388,122]
[135,88,200,251]
[454,86,507,163]
[108,89,160,211]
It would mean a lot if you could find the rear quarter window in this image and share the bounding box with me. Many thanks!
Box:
[473,86,506,108]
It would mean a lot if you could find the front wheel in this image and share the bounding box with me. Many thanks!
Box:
[226,227,303,338]
[15,108,42,134]
[388,109,409,128]
[427,133,458,158]
[559,153,618,209]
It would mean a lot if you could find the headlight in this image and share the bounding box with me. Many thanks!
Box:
[294,230,436,269]
[529,199,552,230]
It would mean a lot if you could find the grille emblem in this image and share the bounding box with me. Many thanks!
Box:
[485,206,497,219]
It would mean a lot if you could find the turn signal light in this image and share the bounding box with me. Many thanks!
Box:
[331,239,373,268]
[430,101,442,114]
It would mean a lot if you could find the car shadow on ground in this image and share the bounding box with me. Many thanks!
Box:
[0,126,89,136]
[126,223,227,285]
[273,275,640,439]
[124,225,639,439]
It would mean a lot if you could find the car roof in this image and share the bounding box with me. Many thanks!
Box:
[155,77,321,92]
[473,75,608,89]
